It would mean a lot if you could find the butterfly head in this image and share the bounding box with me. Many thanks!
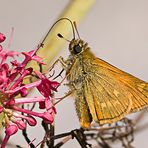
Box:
[69,39,88,55]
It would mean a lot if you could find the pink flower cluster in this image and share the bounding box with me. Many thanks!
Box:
[0,32,59,147]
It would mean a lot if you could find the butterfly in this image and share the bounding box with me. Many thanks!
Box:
[53,18,148,128]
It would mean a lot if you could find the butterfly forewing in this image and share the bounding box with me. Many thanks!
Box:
[82,56,133,124]
[93,58,148,112]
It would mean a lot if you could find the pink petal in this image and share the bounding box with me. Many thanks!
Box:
[14,97,45,105]
[0,32,6,43]
[20,87,28,97]
[14,120,26,130]
[13,113,37,126]
[41,111,54,124]
[5,98,15,106]
[0,106,4,113]
[39,101,45,109]
[26,116,37,126]
[32,55,45,64]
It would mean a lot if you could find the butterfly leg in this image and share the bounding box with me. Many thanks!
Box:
[58,56,68,69]
[54,90,74,106]
[49,56,67,73]
[52,57,77,86]
[48,56,68,83]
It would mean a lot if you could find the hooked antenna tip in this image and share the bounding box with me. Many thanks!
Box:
[57,33,71,42]
[57,33,63,38]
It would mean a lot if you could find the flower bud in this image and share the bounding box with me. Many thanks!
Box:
[0,33,6,43]
[5,124,18,136]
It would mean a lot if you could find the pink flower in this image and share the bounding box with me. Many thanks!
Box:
[1,124,18,148]
[0,32,6,43]
[0,33,60,147]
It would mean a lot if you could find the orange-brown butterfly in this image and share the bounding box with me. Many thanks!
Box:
[52,18,148,128]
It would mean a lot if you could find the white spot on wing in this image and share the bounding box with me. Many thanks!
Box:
[113,90,119,97]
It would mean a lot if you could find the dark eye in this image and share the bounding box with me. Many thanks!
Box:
[73,44,82,54]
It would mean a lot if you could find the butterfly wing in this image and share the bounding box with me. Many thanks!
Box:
[92,58,148,112]
[82,56,148,125]
[66,48,147,127]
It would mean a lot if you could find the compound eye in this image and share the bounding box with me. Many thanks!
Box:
[73,44,82,54]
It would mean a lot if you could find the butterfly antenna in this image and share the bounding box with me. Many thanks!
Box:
[57,33,71,42]
[41,18,75,44]
[73,21,81,39]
